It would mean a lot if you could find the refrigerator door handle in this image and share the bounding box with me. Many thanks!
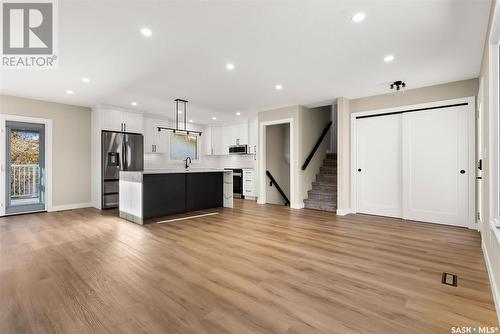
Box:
[121,139,126,170]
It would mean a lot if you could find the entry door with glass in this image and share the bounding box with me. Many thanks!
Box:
[6,121,45,214]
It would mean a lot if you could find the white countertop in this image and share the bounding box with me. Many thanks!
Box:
[122,168,231,175]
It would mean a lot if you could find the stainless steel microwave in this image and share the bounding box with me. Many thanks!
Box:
[229,145,248,155]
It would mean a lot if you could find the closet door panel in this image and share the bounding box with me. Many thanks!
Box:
[402,106,469,227]
[356,114,402,218]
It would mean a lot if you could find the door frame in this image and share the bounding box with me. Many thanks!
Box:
[0,114,53,216]
[350,96,476,229]
[258,118,297,208]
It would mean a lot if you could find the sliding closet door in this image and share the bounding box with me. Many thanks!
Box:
[356,114,402,218]
[402,106,469,227]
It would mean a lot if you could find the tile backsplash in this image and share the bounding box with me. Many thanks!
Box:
[144,153,256,170]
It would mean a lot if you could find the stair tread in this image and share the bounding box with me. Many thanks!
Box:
[308,189,335,195]
[304,198,336,205]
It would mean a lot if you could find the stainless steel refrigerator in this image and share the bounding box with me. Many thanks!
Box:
[101,131,144,209]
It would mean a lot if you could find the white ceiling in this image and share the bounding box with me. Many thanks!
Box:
[0,0,490,124]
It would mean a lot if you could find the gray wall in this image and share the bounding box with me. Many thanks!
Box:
[0,95,91,208]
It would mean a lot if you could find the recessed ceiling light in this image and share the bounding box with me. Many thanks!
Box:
[226,63,235,70]
[275,84,283,90]
[81,77,90,83]
[66,89,74,95]
[131,101,137,106]
[189,119,193,123]
[177,110,183,114]
[140,27,152,37]
[212,117,217,120]
[236,112,241,116]
[384,55,395,63]
[352,12,366,23]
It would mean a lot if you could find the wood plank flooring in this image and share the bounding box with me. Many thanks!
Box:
[0,199,497,333]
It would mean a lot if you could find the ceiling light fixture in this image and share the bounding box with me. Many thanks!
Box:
[390,80,406,91]
[131,101,137,106]
[236,112,241,116]
[275,84,283,90]
[352,12,366,23]
[226,63,235,70]
[81,77,90,83]
[384,55,395,63]
[212,117,217,120]
[66,89,74,95]
[156,99,202,136]
[140,27,152,37]
[189,119,193,123]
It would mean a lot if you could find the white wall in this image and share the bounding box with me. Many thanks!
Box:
[478,0,500,323]
[0,95,91,208]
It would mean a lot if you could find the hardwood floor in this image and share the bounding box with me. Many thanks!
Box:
[0,200,497,333]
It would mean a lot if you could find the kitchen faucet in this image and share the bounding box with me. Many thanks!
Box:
[185,157,192,169]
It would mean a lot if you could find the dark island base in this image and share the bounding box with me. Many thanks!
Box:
[142,172,223,220]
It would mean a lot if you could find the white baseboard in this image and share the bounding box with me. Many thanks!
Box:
[482,239,500,325]
[50,202,92,212]
[336,208,354,216]
[291,202,304,209]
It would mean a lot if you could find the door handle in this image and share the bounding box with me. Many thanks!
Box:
[460,170,466,174]
[358,168,362,172]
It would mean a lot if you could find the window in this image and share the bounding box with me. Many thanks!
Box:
[170,133,198,160]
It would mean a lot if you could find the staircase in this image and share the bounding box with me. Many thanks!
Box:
[304,153,337,212]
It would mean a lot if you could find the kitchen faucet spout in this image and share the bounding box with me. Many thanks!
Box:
[185,157,192,169]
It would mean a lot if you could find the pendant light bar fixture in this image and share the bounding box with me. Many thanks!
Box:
[157,99,202,136]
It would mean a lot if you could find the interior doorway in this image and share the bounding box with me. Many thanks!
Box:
[258,118,296,208]
[265,123,291,205]
[5,121,46,214]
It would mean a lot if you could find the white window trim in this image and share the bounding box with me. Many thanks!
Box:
[168,132,200,162]
[488,0,500,239]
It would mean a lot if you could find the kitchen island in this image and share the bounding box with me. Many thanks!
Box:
[119,169,233,224]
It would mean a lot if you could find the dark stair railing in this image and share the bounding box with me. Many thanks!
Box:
[266,170,290,206]
[301,121,333,170]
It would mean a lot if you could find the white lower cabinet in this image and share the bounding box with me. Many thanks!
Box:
[243,169,255,197]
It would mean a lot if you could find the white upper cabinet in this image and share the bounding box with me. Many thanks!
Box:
[101,108,123,132]
[101,107,143,134]
[211,126,225,155]
[204,121,254,156]
[228,123,248,145]
[122,111,144,133]
[144,117,169,153]
[203,125,213,155]
[248,117,258,154]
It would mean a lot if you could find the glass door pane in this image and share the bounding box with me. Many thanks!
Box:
[6,121,45,214]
